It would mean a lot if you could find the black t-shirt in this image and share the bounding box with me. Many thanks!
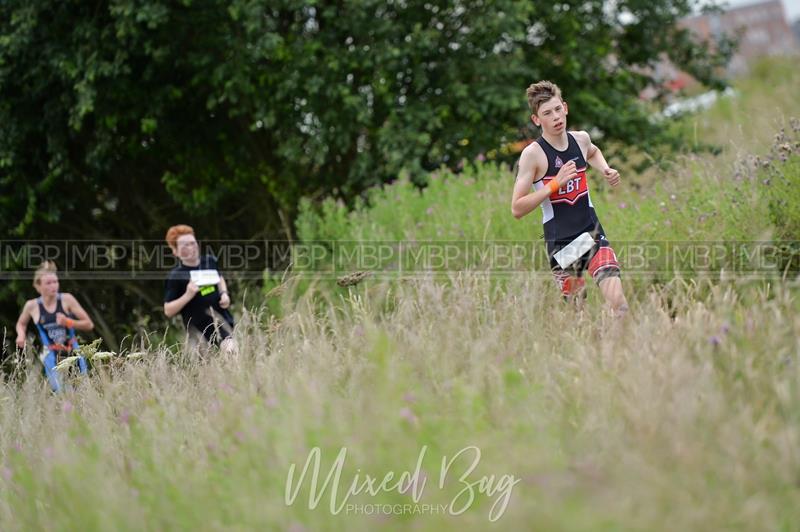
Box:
[164,255,234,343]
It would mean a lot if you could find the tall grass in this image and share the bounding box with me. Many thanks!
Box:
[1,277,799,530]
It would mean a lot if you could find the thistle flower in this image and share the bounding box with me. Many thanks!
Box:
[399,407,418,425]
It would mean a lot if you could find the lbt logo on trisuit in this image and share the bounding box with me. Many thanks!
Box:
[544,168,588,205]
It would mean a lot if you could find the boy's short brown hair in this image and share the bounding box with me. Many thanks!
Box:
[165,224,195,253]
[33,260,57,288]
[526,80,563,115]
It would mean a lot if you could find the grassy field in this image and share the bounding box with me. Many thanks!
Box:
[2,59,799,531]
[2,278,800,531]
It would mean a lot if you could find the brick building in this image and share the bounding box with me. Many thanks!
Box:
[681,0,798,76]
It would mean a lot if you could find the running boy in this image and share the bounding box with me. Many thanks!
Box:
[15,261,94,391]
[163,225,237,353]
[511,81,628,316]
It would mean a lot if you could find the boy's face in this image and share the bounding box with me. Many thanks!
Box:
[35,273,59,298]
[532,96,568,135]
[174,234,199,263]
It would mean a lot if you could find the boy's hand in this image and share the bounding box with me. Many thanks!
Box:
[603,167,620,187]
[555,160,578,187]
[185,281,200,297]
[16,335,25,349]
[219,292,231,309]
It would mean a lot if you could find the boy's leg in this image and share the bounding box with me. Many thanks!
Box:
[588,246,628,316]
[208,308,236,353]
[190,310,237,355]
[186,327,205,355]
[41,349,62,392]
[552,268,587,302]
[598,276,628,315]
[220,337,238,355]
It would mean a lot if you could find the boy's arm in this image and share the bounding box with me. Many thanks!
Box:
[209,255,231,309]
[59,293,95,332]
[164,282,199,318]
[218,275,231,309]
[578,131,620,187]
[15,300,33,348]
[511,145,577,218]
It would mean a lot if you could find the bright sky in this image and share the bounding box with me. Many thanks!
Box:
[722,0,800,21]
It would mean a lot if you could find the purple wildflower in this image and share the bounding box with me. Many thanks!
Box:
[399,407,418,425]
